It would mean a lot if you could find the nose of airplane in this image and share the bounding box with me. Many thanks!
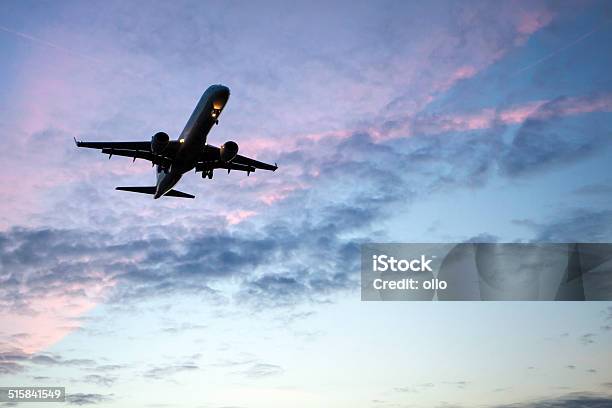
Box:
[211,85,230,109]
[206,84,230,96]
[215,85,230,100]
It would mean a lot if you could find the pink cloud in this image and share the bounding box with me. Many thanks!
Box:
[516,9,554,35]
[234,93,612,158]
[259,184,304,205]
[405,94,612,137]
[435,66,478,94]
[451,66,478,81]
[226,210,257,225]
[550,94,612,116]
[498,100,547,124]
[498,94,612,124]
[1,273,115,354]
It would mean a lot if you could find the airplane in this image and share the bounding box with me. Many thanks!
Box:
[75,84,277,199]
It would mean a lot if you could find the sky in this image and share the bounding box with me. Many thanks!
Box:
[1,0,612,407]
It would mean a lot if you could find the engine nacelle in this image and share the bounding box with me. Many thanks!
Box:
[220,141,239,162]
[151,132,170,154]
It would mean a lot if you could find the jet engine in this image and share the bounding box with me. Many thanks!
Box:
[220,141,239,162]
[151,132,170,154]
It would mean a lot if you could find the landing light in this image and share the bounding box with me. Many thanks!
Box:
[179,139,185,143]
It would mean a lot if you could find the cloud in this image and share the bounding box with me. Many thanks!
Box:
[499,96,612,176]
[240,363,284,379]
[208,355,283,380]
[30,354,96,367]
[0,361,24,376]
[490,393,612,408]
[516,9,554,35]
[159,323,207,334]
[573,183,612,196]
[0,227,117,353]
[579,333,597,345]
[394,383,436,393]
[434,393,612,408]
[210,357,257,368]
[143,364,198,380]
[519,209,612,243]
[412,93,612,138]
[81,374,117,387]
[0,348,96,377]
[444,381,470,389]
[0,349,24,374]
[90,364,125,372]
[394,381,470,396]
[65,393,112,406]
[226,210,257,225]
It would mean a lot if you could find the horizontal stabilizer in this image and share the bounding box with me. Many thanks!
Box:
[115,186,195,199]
[116,186,157,195]
[164,189,195,198]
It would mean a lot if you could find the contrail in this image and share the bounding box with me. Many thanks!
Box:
[513,25,603,77]
[0,24,103,65]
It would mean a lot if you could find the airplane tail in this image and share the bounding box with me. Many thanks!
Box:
[115,186,195,199]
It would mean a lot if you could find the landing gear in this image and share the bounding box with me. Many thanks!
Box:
[211,108,221,125]
[201,170,214,179]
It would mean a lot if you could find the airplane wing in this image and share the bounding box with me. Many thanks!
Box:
[233,154,278,171]
[74,138,179,167]
[198,145,278,175]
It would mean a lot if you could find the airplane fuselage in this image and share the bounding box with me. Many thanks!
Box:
[154,84,230,198]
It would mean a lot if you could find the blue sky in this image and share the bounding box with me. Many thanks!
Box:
[0,1,612,407]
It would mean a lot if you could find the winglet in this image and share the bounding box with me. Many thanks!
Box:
[74,137,81,147]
